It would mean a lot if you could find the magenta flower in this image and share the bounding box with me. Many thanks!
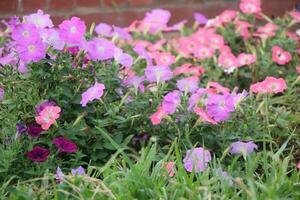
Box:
[16,40,46,63]
[59,17,86,45]
[25,9,53,28]
[230,141,258,155]
[183,147,211,173]
[26,146,50,162]
[36,100,57,114]
[176,76,199,93]
[11,23,40,44]
[0,87,4,101]
[27,124,44,138]
[80,82,105,107]
[53,137,77,153]
[86,38,115,61]
[145,65,173,83]
[194,12,208,24]
[71,166,85,176]
[114,48,133,68]
[206,94,235,122]
[162,90,181,114]
[95,23,112,37]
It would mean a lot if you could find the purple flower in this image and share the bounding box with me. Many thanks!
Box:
[95,23,112,37]
[230,141,258,155]
[133,45,153,66]
[176,76,199,93]
[142,9,171,34]
[18,61,28,74]
[15,122,27,139]
[53,137,77,153]
[162,90,181,114]
[25,9,53,28]
[71,166,85,176]
[183,147,211,172]
[36,100,57,114]
[124,75,144,91]
[112,25,132,40]
[55,167,64,183]
[26,146,50,162]
[86,38,115,61]
[145,65,173,83]
[40,28,65,50]
[59,17,86,45]
[206,94,235,122]
[114,48,133,68]
[0,52,16,66]
[194,12,208,25]
[188,88,206,111]
[80,82,105,107]
[11,23,40,44]
[16,40,46,63]
[27,124,44,138]
[0,87,4,101]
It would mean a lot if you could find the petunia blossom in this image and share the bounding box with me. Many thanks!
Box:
[239,0,261,14]
[53,137,77,153]
[145,65,173,84]
[193,107,217,125]
[71,166,86,176]
[162,90,181,114]
[59,17,86,45]
[176,76,199,93]
[80,82,105,107]
[150,106,168,125]
[16,40,46,63]
[206,94,235,122]
[250,76,287,94]
[114,48,133,68]
[183,147,211,173]
[272,46,292,65]
[25,9,53,28]
[86,38,115,61]
[35,106,61,130]
[230,141,258,155]
[26,146,50,162]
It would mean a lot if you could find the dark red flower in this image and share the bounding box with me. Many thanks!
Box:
[27,124,44,138]
[26,146,50,162]
[53,137,77,153]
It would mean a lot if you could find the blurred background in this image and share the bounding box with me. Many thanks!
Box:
[0,0,299,27]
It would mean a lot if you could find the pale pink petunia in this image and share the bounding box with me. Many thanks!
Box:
[80,82,105,107]
[296,67,300,74]
[150,106,168,125]
[35,106,61,130]
[205,33,224,50]
[250,76,287,94]
[217,10,238,24]
[145,65,173,84]
[239,0,261,14]
[194,45,215,60]
[256,23,278,39]
[272,46,292,65]
[290,11,300,22]
[218,51,239,72]
[238,53,256,66]
[114,48,133,68]
[153,51,176,66]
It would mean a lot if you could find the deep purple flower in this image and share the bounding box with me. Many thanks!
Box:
[95,23,112,37]
[183,147,211,172]
[15,122,27,139]
[0,87,4,101]
[53,137,77,153]
[194,12,208,25]
[71,166,85,176]
[206,94,235,122]
[133,45,153,66]
[132,133,149,148]
[27,124,44,138]
[80,82,105,107]
[230,141,258,155]
[59,17,86,45]
[176,76,199,93]
[26,146,50,162]
[36,100,57,114]
[86,38,115,61]
[114,48,133,68]
[11,23,40,44]
[145,65,173,83]
[16,40,46,63]
[25,9,53,28]
[162,90,181,114]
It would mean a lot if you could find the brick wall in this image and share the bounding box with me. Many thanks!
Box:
[0,0,299,27]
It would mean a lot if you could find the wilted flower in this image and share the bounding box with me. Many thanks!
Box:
[26,146,50,162]
[71,166,85,176]
[55,167,64,183]
[193,107,217,125]
[80,82,105,107]
[35,106,61,130]
[183,147,211,172]
[230,141,258,155]
[272,46,292,65]
[59,17,86,45]
[162,90,181,114]
[53,137,77,153]
[145,65,173,83]
[133,45,153,66]
[124,75,144,91]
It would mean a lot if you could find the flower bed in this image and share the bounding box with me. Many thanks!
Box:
[0,0,300,199]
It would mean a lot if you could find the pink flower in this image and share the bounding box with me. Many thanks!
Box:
[35,106,61,130]
[140,9,171,34]
[162,90,181,114]
[80,82,105,107]
[272,46,292,65]
[176,76,199,93]
[218,51,239,72]
[25,9,53,28]
[250,76,287,94]
[238,53,256,66]
[235,20,252,39]
[207,82,230,94]
[162,161,175,177]
[145,65,173,83]
[150,106,168,125]
[194,45,215,60]
[174,63,205,77]
[205,33,224,50]
[114,48,133,68]
[217,10,238,24]
[290,11,300,22]
[183,147,211,173]
[154,51,176,66]
[256,23,278,38]
[297,163,300,170]
[296,67,300,74]
[239,0,261,14]
[206,94,235,122]
[193,107,217,125]
[95,23,112,37]
[16,40,46,63]
[86,38,115,61]
[59,17,86,45]
[11,23,40,44]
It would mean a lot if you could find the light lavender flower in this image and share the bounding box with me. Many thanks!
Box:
[71,166,86,176]
[230,141,258,155]
[183,147,211,172]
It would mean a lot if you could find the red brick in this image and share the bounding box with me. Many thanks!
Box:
[76,0,100,7]
[261,0,297,17]
[51,15,67,25]
[128,0,153,6]
[103,0,126,7]
[50,0,75,10]
[0,0,18,12]
[22,0,47,12]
